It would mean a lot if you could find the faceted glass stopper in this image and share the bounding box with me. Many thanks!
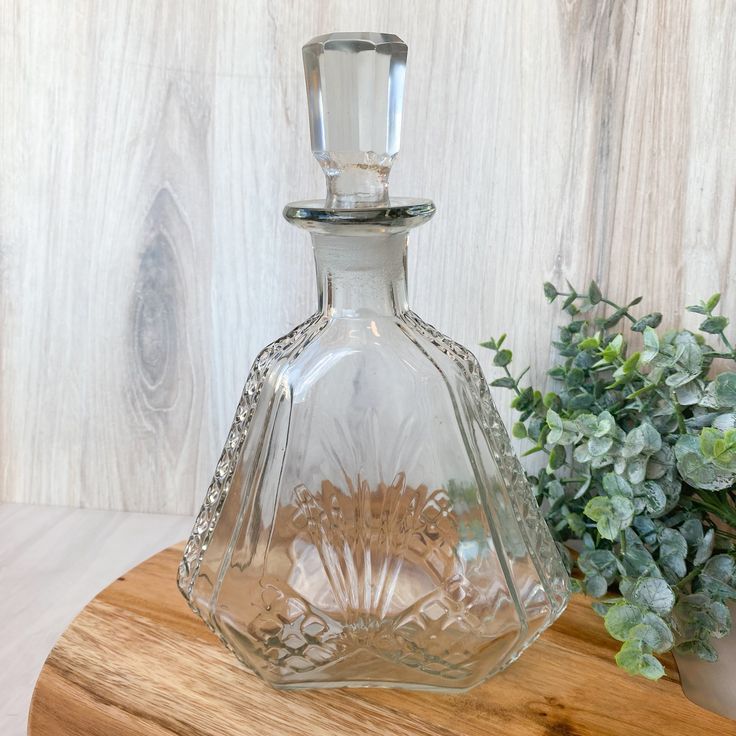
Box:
[302,32,407,208]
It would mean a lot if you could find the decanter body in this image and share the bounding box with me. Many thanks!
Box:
[179,32,569,692]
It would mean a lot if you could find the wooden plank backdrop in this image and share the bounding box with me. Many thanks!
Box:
[1,1,735,513]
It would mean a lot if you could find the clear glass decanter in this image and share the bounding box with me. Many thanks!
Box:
[178,31,569,692]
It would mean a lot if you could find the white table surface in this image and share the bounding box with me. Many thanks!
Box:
[0,503,193,736]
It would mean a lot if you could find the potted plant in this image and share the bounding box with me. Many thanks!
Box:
[484,282,736,718]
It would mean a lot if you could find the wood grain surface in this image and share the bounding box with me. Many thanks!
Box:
[29,544,736,736]
[2,1,735,513]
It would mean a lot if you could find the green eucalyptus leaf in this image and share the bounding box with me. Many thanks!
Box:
[713,412,736,430]
[573,350,596,369]
[576,413,599,437]
[574,444,592,463]
[713,372,736,408]
[585,574,609,598]
[628,576,675,615]
[568,393,595,410]
[632,313,663,333]
[564,512,587,537]
[621,352,641,375]
[702,555,735,585]
[588,435,614,457]
[615,639,665,680]
[700,427,721,459]
[679,518,704,547]
[595,411,616,437]
[493,349,513,367]
[659,528,688,559]
[568,320,586,334]
[543,282,558,301]
[674,592,732,642]
[660,554,687,582]
[706,293,721,311]
[592,599,619,616]
[546,409,564,444]
[569,577,584,594]
[588,280,603,305]
[603,308,629,330]
[491,377,517,389]
[633,516,658,543]
[622,428,646,458]
[629,616,674,653]
[619,577,635,600]
[602,473,633,498]
[546,479,565,501]
[572,472,592,499]
[666,371,695,388]
[700,315,729,334]
[604,603,644,641]
[676,639,718,662]
[674,379,703,406]
[626,457,647,485]
[548,444,566,470]
[565,367,585,388]
[708,600,732,639]
[548,366,566,380]
[713,434,736,466]
[693,528,715,566]
[674,434,699,460]
[675,445,735,492]
[637,481,667,517]
[578,549,619,582]
[679,341,704,376]
[640,327,660,363]
[584,495,635,540]
[578,335,600,350]
[600,334,624,363]
[562,292,577,310]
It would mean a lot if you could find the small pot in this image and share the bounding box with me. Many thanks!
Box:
[675,601,736,720]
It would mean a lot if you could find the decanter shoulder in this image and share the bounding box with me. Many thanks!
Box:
[402,311,487,383]
[258,311,484,399]
[250,312,328,376]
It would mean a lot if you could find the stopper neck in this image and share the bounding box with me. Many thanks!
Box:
[318,152,393,208]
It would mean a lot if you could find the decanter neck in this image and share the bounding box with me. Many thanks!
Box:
[312,232,408,318]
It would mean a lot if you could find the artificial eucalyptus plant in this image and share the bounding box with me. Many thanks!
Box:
[483,282,736,679]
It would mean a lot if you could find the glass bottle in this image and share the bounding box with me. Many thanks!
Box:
[178,31,569,692]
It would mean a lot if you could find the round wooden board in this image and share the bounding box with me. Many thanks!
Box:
[29,544,736,736]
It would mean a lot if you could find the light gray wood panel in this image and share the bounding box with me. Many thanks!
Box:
[1,1,734,512]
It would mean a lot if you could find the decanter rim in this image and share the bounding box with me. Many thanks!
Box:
[283,198,435,233]
[304,32,405,50]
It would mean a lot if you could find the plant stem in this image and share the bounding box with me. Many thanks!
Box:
[600,298,636,324]
[554,291,636,325]
[704,351,736,360]
[504,365,522,396]
[676,564,705,591]
[718,330,735,355]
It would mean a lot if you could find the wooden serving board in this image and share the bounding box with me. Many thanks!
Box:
[29,545,736,736]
